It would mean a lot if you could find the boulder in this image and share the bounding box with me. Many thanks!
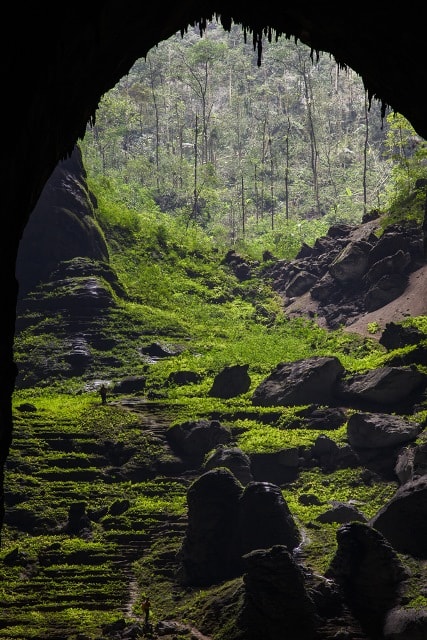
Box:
[166,419,232,467]
[113,376,146,394]
[363,250,411,284]
[297,405,348,430]
[202,445,253,485]
[329,240,372,283]
[238,482,301,557]
[310,272,342,303]
[316,501,367,524]
[347,412,421,449]
[379,321,426,350]
[64,502,92,539]
[339,366,426,407]
[383,607,427,640]
[368,225,421,265]
[370,475,427,558]
[285,270,317,297]
[311,434,359,471]
[250,448,300,484]
[364,273,409,311]
[252,356,345,407]
[208,364,251,398]
[395,442,427,484]
[238,545,319,640]
[167,370,201,385]
[139,341,184,358]
[16,403,37,413]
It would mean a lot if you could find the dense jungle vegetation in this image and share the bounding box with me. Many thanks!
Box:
[3,21,427,640]
[81,20,427,258]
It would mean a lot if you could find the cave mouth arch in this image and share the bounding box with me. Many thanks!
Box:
[2,2,427,540]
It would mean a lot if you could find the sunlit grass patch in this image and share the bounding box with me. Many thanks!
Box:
[283,468,398,525]
[12,392,142,438]
[132,535,187,621]
[8,607,121,639]
[0,534,68,560]
[13,389,94,416]
[236,423,348,454]
[128,493,187,517]
[403,315,427,334]
[279,468,399,574]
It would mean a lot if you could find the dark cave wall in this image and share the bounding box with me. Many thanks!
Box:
[2,1,427,536]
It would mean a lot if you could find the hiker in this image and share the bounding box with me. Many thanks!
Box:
[99,384,107,405]
[141,596,150,625]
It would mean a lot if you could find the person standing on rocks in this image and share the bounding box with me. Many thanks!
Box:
[99,384,107,405]
[140,596,150,626]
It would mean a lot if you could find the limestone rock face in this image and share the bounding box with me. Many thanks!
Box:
[16,146,109,297]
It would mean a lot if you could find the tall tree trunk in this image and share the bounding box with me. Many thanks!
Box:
[363,93,369,215]
[186,113,199,229]
[254,164,259,223]
[300,54,321,216]
[269,137,275,230]
[284,117,291,221]
[241,175,245,235]
[148,59,161,192]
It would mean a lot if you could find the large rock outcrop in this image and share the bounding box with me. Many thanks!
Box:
[238,545,320,640]
[326,521,409,638]
[177,470,301,586]
[16,146,109,298]
[263,218,426,330]
[252,356,345,407]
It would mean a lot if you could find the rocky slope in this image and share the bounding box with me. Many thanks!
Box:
[260,213,427,337]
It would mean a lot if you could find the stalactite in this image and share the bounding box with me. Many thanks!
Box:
[219,13,231,32]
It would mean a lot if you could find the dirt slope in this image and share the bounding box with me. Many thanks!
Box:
[345,264,427,338]
[284,264,427,340]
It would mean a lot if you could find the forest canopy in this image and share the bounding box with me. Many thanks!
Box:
[81,20,426,259]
